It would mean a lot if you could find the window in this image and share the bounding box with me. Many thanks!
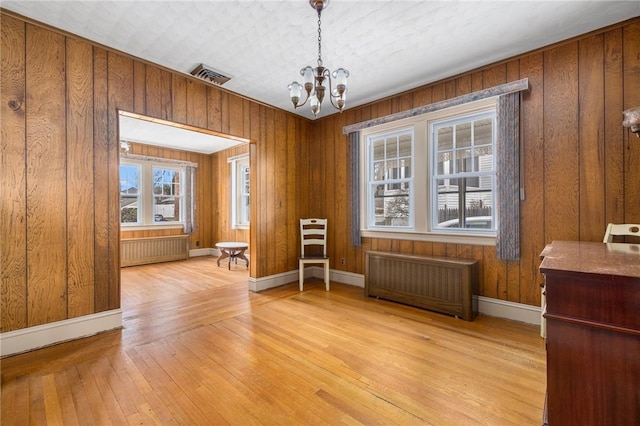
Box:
[361,97,497,242]
[431,111,495,232]
[229,154,250,229]
[152,166,183,223]
[368,129,413,228]
[120,159,187,227]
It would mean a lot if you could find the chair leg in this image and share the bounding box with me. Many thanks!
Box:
[324,263,330,291]
[299,262,304,291]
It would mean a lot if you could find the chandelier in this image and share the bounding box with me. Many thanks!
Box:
[288,0,349,117]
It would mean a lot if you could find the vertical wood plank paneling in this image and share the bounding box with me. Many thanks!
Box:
[186,79,207,129]
[412,86,432,108]
[482,64,507,88]
[333,112,348,270]
[228,94,244,138]
[519,52,545,306]
[264,108,276,275]
[324,114,336,268]
[456,74,471,96]
[171,74,188,124]
[1,15,27,332]
[249,102,261,276]
[603,29,625,225]
[543,42,580,242]
[108,52,134,309]
[286,115,299,270]
[207,87,222,133]
[578,35,606,241]
[256,106,267,275]
[66,37,95,318]
[220,92,230,135]
[144,67,171,120]
[623,23,640,223]
[274,109,288,272]
[25,24,67,326]
[133,62,146,115]
[93,47,110,313]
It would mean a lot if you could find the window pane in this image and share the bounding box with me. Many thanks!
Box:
[437,126,453,151]
[386,137,398,159]
[153,168,180,196]
[373,184,410,226]
[437,151,453,176]
[474,118,493,145]
[372,139,385,161]
[120,164,140,224]
[456,122,472,148]
[436,177,493,229]
[154,197,177,222]
[121,195,138,223]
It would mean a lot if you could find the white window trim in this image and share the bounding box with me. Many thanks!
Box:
[359,97,498,246]
[228,153,250,230]
[120,158,187,230]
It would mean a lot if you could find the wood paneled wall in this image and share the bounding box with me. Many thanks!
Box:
[311,19,640,307]
[0,12,308,332]
[1,10,638,335]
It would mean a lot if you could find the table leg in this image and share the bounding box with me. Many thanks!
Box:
[217,249,230,268]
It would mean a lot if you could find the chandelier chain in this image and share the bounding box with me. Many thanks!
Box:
[317,9,322,66]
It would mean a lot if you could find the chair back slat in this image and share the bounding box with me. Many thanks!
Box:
[603,223,640,243]
[300,218,327,257]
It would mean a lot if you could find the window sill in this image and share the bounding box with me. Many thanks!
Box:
[121,224,185,231]
[361,229,496,246]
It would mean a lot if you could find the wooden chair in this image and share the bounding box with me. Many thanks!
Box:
[603,223,640,243]
[299,218,329,291]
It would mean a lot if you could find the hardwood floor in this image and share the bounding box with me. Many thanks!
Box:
[1,256,546,425]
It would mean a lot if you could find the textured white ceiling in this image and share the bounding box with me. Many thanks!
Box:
[119,114,247,154]
[3,0,639,122]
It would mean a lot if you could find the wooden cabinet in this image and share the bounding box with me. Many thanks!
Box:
[539,241,640,425]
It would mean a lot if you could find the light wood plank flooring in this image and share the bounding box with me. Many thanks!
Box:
[1,256,546,425]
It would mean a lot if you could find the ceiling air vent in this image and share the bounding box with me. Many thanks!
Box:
[190,64,232,85]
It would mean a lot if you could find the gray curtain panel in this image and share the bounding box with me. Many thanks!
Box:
[349,131,361,247]
[496,92,520,260]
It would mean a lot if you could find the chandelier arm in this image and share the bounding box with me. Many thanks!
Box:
[295,89,312,109]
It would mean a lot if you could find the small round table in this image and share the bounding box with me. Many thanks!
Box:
[215,242,249,270]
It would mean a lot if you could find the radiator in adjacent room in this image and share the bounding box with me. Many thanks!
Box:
[121,235,189,267]
[365,251,478,321]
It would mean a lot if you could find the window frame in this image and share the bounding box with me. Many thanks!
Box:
[359,97,497,245]
[430,109,497,236]
[120,158,187,229]
[229,154,250,230]
[366,127,415,230]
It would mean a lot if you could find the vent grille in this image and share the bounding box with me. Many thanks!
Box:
[190,64,232,85]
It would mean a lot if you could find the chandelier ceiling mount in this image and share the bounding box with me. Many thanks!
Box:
[288,0,349,117]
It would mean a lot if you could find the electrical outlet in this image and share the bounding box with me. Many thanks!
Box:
[340,257,345,265]
[196,240,200,247]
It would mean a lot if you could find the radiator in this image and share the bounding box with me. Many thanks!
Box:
[365,251,478,321]
[121,235,189,267]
